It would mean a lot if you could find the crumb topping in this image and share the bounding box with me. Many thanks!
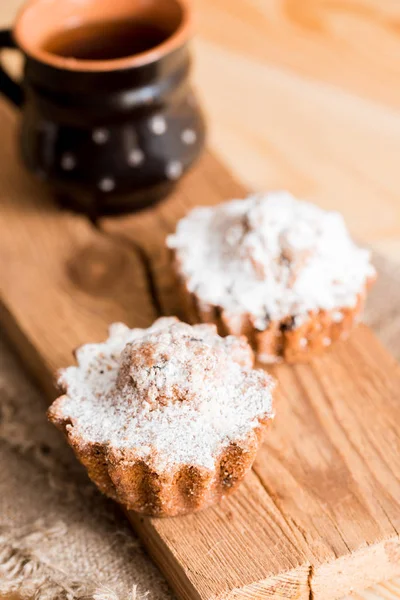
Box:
[167,192,375,329]
[57,318,274,472]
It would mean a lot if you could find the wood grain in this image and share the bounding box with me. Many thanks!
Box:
[260,327,400,599]
[1,0,400,598]
[129,475,311,600]
[0,97,400,599]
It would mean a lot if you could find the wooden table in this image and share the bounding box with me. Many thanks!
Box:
[1,0,400,264]
[0,2,399,599]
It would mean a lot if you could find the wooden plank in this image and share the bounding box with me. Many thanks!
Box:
[0,100,310,600]
[133,333,400,599]
[257,326,400,599]
[129,475,311,600]
[102,142,400,599]
[1,98,400,599]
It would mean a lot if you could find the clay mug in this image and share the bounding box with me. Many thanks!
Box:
[0,0,206,215]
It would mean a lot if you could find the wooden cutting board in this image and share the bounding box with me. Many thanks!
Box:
[1,98,400,600]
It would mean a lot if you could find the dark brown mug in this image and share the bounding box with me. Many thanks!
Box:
[0,0,206,215]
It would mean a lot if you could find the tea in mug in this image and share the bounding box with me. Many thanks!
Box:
[42,19,171,60]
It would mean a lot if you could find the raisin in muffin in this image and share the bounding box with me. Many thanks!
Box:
[48,318,274,516]
[167,192,376,363]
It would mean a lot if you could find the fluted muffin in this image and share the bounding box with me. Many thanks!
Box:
[48,317,275,516]
[167,192,376,363]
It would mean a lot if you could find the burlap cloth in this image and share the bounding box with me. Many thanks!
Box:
[1,252,399,600]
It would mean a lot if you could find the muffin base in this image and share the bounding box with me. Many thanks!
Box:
[174,270,375,364]
[48,398,270,517]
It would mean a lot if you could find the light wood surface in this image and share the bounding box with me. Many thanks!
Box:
[2,0,399,262]
[1,100,400,599]
[192,0,400,263]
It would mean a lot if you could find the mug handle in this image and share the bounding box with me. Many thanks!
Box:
[0,29,23,108]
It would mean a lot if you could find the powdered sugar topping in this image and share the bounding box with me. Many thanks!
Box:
[56,318,274,472]
[167,192,375,329]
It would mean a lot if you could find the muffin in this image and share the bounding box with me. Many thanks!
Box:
[48,317,274,516]
[167,192,376,363]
